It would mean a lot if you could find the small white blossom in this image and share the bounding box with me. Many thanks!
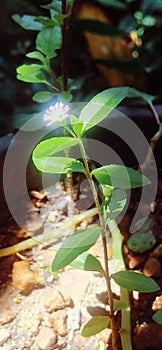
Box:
[43,102,70,126]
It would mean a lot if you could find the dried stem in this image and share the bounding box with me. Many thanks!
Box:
[0,208,98,258]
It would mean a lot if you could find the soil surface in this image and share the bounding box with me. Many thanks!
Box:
[0,171,162,350]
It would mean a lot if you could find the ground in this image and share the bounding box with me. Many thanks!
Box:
[0,172,162,350]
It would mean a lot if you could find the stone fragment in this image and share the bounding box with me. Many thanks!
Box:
[35,326,57,350]
[43,286,65,313]
[0,307,15,326]
[49,310,67,336]
[152,295,162,310]
[58,269,91,303]
[143,257,161,278]
[48,211,57,223]
[151,244,162,259]
[0,329,10,346]
[12,261,36,295]
[30,190,45,200]
[133,323,162,350]
[99,327,112,344]
[128,254,145,269]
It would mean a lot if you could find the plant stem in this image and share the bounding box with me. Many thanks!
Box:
[149,102,160,127]
[140,103,162,171]
[78,139,119,350]
[62,0,68,91]
[107,219,133,350]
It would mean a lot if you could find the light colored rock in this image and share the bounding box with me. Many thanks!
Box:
[143,257,161,277]
[0,329,10,346]
[0,307,15,326]
[49,310,67,336]
[35,326,57,350]
[12,261,36,295]
[99,327,112,344]
[43,286,65,313]
[58,269,92,303]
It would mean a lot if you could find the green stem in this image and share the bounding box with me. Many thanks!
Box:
[78,139,119,350]
[45,60,62,92]
[107,219,133,350]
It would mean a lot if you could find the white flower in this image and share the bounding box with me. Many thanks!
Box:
[43,102,70,126]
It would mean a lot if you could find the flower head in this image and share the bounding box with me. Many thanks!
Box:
[43,102,69,126]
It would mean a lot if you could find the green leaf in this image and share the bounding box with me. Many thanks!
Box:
[81,316,110,337]
[113,299,126,311]
[92,165,150,189]
[33,156,85,174]
[16,64,43,75]
[36,26,62,58]
[16,71,47,84]
[33,137,80,158]
[112,271,160,292]
[33,91,54,103]
[128,88,155,104]
[70,115,83,137]
[52,226,100,271]
[70,252,104,274]
[26,51,46,64]
[58,91,73,103]
[152,309,162,325]
[42,0,61,13]
[79,87,129,134]
[12,14,43,31]
[109,189,127,219]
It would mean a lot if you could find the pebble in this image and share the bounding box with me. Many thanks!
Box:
[143,257,161,277]
[49,309,67,336]
[0,307,15,326]
[0,329,10,346]
[43,286,65,312]
[151,244,162,259]
[35,326,57,350]
[127,254,146,269]
[12,261,36,295]
[58,269,92,303]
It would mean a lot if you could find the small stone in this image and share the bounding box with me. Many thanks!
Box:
[0,329,10,346]
[152,295,162,310]
[48,211,57,223]
[43,286,65,312]
[128,254,145,270]
[12,261,36,295]
[151,244,162,259]
[133,323,162,350]
[0,308,15,325]
[35,326,57,350]
[30,190,45,200]
[49,310,67,336]
[99,327,112,344]
[58,269,91,303]
[143,257,161,277]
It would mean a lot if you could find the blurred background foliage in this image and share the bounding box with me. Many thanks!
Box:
[0,0,162,136]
